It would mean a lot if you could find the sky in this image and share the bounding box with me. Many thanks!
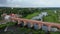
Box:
[0,0,60,7]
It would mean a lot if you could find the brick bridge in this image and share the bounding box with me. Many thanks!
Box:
[11,17,60,31]
[1,13,60,31]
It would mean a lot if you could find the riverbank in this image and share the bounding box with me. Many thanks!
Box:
[24,10,59,23]
[0,23,60,34]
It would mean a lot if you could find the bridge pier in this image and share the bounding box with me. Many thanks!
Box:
[34,23,39,30]
[23,21,28,26]
[48,25,51,31]
[38,24,42,29]
[27,22,34,28]
[11,19,16,22]
[18,20,21,24]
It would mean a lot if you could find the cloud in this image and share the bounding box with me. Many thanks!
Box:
[0,0,60,7]
[0,0,7,4]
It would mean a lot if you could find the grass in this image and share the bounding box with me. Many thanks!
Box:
[24,10,59,23]
[51,32,60,34]
[43,10,59,23]
[6,22,17,26]
[0,22,17,29]
[0,22,60,34]
[24,12,40,19]
[2,26,60,34]
[0,24,6,29]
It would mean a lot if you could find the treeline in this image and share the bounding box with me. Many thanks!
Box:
[0,7,60,16]
[0,7,41,19]
[0,7,60,20]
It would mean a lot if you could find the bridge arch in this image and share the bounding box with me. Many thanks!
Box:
[27,21,34,28]
[42,24,49,31]
[50,25,60,32]
[33,22,40,30]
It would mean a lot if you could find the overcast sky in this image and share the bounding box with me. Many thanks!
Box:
[0,0,60,7]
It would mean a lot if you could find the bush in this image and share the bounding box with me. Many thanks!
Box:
[0,22,17,29]
[6,22,17,26]
[0,24,6,30]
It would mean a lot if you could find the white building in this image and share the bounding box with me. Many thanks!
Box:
[4,15,11,22]
[41,12,48,16]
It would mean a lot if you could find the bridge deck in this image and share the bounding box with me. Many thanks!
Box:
[11,17,60,29]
